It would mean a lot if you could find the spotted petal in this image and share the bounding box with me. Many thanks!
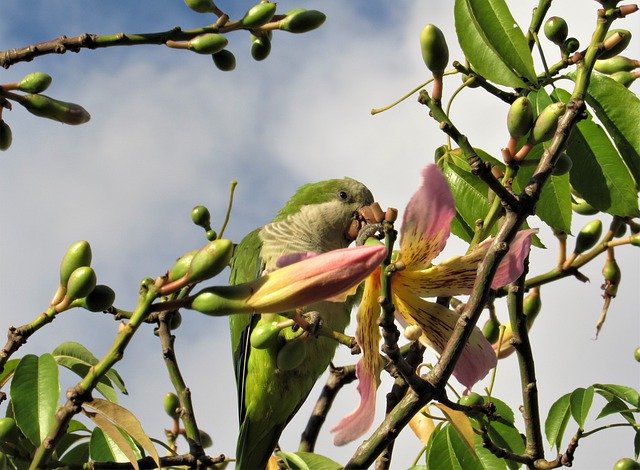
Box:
[393,287,496,389]
[399,165,455,270]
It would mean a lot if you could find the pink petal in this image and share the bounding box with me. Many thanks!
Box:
[275,251,318,268]
[399,164,455,269]
[491,229,537,289]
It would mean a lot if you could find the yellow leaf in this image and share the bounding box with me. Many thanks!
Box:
[434,403,476,453]
[408,405,436,445]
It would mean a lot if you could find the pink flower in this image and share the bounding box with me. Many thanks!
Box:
[331,164,536,446]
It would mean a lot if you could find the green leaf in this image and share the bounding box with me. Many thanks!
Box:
[454,0,536,87]
[595,395,635,423]
[89,426,142,466]
[474,433,509,469]
[58,440,90,465]
[580,72,640,186]
[54,356,118,403]
[569,386,594,429]
[10,354,60,447]
[545,392,572,451]
[594,384,640,408]
[635,430,640,459]
[426,423,480,470]
[276,451,342,470]
[484,397,524,469]
[53,419,90,460]
[0,359,20,388]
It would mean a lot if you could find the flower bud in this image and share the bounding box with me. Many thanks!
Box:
[191,205,211,229]
[552,152,573,176]
[279,9,326,34]
[602,257,621,292]
[188,34,228,54]
[241,2,277,28]
[276,339,306,371]
[250,321,284,349]
[598,29,631,60]
[482,318,501,343]
[574,220,602,254]
[66,266,98,301]
[572,197,598,215]
[523,288,541,329]
[251,34,272,61]
[544,16,568,46]
[458,392,484,407]
[169,311,182,330]
[403,324,423,341]
[507,96,534,140]
[212,50,236,71]
[163,392,180,419]
[80,285,116,312]
[168,249,198,282]
[187,238,233,283]
[183,0,216,13]
[16,72,52,94]
[18,94,90,125]
[0,120,12,151]
[531,102,565,145]
[610,71,638,88]
[562,37,580,54]
[594,56,640,74]
[60,241,92,287]
[419,24,449,75]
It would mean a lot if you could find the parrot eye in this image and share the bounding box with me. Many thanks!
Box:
[337,190,349,201]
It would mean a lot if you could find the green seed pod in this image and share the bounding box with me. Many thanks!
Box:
[276,339,306,371]
[507,96,534,140]
[16,72,52,94]
[60,241,92,287]
[613,457,640,470]
[599,29,632,60]
[552,152,573,176]
[169,249,198,281]
[19,94,90,125]
[183,0,216,13]
[188,34,228,55]
[279,9,326,34]
[188,238,233,283]
[191,205,211,228]
[250,321,283,349]
[212,50,236,72]
[163,392,180,419]
[169,311,182,330]
[563,37,580,54]
[482,318,501,343]
[610,71,637,88]
[251,34,272,61]
[523,289,542,328]
[0,120,12,151]
[574,219,602,254]
[81,285,115,312]
[241,2,277,28]
[531,102,566,145]
[419,24,449,75]
[0,418,17,442]
[458,392,484,407]
[572,197,598,215]
[66,266,97,301]
[199,430,213,448]
[544,16,569,46]
[594,56,639,74]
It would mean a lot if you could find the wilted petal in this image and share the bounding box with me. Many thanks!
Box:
[393,287,496,389]
[331,271,383,445]
[399,165,455,269]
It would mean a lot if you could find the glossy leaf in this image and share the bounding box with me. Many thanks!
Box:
[595,395,634,422]
[545,392,571,451]
[454,0,536,87]
[594,384,640,408]
[426,423,480,469]
[569,386,594,429]
[10,354,60,447]
[59,441,90,465]
[276,451,342,470]
[483,397,524,469]
[89,426,141,466]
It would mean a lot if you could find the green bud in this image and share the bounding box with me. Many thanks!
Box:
[169,249,198,281]
[634,347,640,362]
[461,73,480,88]
[572,197,598,215]
[507,96,534,140]
[60,241,92,287]
[191,205,211,228]
[169,311,182,330]
[594,56,639,74]
[419,24,449,75]
[610,71,637,88]
[241,2,277,28]
[563,37,580,54]
[544,16,568,46]
[613,457,640,470]
[183,0,216,13]
[81,285,116,312]
[523,289,541,328]
[199,430,213,448]
[482,318,501,343]
[16,72,52,93]
[574,219,602,254]
[188,34,228,55]
[18,94,90,125]
[602,258,621,284]
[0,120,12,151]
[188,238,233,283]
[458,392,484,407]
[251,34,272,61]
[552,152,573,176]
[66,266,97,301]
[212,50,236,72]
[599,29,632,60]
[276,339,306,371]
[279,9,326,34]
[162,392,180,419]
[250,321,283,349]
[531,102,566,145]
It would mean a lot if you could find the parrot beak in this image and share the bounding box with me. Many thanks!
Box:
[346,202,385,241]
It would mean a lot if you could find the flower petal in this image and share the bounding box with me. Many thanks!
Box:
[399,164,455,269]
[331,271,382,445]
[491,229,536,289]
[393,288,496,389]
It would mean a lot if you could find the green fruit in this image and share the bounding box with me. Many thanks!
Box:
[600,30,632,60]
[602,258,621,284]
[544,17,568,46]
[16,72,52,93]
[82,285,115,312]
[169,249,198,281]
[66,266,97,301]
[613,458,640,470]
[419,24,449,75]
[595,56,639,74]
[0,120,12,151]
[212,50,236,72]
[563,37,580,54]
[523,289,542,328]
[19,94,90,125]
[552,152,573,176]
[574,220,603,254]
[163,392,180,418]
[191,205,211,228]
[251,34,271,61]
[572,197,598,215]
[60,241,92,287]
[183,0,216,13]
[634,347,640,362]
[250,321,283,349]
[458,392,485,407]
[507,96,534,140]
[241,3,277,28]
[531,102,566,145]
[279,9,326,34]
[482,318,501,343]
[188,34,228,54]
[187,238,234,283]
[199,430,213,448]
[276,339,306,371]
[610,71,637,88]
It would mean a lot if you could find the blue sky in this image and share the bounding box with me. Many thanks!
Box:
[1,2,639,468]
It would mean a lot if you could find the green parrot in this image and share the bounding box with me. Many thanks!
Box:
[229,178,374,469]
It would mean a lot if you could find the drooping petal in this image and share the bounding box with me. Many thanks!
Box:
[393,287,496,389]
[331,270,382,445]
[491,229,536,289]
[399,164,455,270]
